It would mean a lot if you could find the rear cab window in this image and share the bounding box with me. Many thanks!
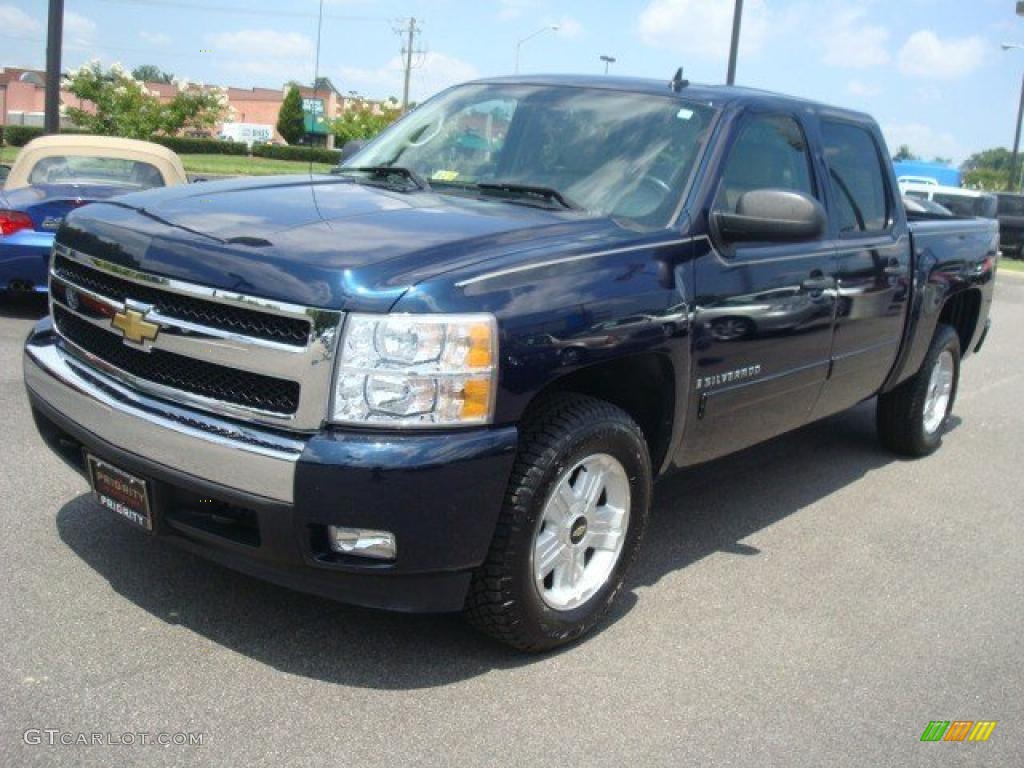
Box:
[998,195,1024,216]
[820,120,892,235]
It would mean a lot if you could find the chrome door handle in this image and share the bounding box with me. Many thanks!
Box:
[801,276,835,291]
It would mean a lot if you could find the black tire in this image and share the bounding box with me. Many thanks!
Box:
[464,393,652,652]
[877,324,960,457]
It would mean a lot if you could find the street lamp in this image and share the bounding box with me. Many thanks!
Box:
[514,25,559,74]
[1002,43,1024,191]
[600,55,617,74]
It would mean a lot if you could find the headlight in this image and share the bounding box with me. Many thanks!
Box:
[331,313,497,427]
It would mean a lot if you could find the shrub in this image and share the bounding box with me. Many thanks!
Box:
[149,135,248,155]
[4,125,45,146]
[252,143,340,165]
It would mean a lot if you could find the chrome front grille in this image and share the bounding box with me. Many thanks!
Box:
[53,253,312,346]
[48,243,343,431]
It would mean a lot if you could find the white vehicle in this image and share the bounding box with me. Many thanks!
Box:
[899,181,997,219]
[218,123,274,148]
[896,175,938,186]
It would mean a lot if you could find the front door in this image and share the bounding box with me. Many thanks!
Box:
[681,111,837,465]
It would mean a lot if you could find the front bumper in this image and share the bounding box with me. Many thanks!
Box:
[24,320,518,612]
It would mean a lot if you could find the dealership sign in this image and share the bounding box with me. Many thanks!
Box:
[302,98,329,135]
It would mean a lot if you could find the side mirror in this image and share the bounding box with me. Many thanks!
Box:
[713,188,826,243]
[338,140,366,163]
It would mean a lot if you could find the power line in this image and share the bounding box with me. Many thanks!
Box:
[91,0,390,22]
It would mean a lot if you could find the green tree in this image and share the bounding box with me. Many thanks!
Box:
[330,96,401,145]
[892,144,919,162]
[961,147,1015,190]
[277,86,305,144]
[131,64,174,84]
[62,61,228,139]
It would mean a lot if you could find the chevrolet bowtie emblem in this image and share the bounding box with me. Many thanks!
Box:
[111,302,160,347]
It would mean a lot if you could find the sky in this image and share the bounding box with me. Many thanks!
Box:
[1,0,1020,164]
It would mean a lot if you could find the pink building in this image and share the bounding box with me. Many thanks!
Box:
[0,68,90,127]
[1,67,348,144]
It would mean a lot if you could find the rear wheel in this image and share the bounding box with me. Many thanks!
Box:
[877,324,960,457]
[464,394,652,651]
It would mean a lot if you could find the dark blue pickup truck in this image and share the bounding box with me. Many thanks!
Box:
[24,76,997,650]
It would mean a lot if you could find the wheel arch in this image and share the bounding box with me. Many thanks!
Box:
[938,287,982,357]
[525,352,677,474]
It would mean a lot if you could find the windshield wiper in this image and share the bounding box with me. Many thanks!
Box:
[332,165,432,192]
[475,182,582,211]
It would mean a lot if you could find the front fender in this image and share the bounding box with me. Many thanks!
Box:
[392,235,695,428]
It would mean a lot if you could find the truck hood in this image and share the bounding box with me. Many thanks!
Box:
[57,175,623,311]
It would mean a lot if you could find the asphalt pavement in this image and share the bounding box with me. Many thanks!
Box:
[0,277,1021,767]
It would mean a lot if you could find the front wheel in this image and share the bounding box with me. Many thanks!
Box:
[877,324,961,457]
[464,394,652,651]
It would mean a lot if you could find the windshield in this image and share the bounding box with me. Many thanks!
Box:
[349,83,715,226]
[28,155,165,189]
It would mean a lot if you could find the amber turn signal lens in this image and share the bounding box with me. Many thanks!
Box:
[459,378,492,419]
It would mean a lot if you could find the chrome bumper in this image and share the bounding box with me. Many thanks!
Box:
[24,336,306,503]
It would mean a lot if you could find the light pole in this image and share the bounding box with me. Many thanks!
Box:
[1002,42,1024,191]
[514,25,558,74]
[44,0,64,134]
[726,0,743,85]
[600,55,617,74]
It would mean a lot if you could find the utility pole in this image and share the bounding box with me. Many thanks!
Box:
[1002,43,1024,191]
[726,0,743,85]
[1012,73,1024,191]
[400,17,421,114]
[44,0,64,133]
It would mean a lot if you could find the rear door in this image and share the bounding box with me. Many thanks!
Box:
[811,118,910,419]
[682,109,837,464]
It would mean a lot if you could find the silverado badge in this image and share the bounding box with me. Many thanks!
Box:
[111,301,160,348]
[695,364,762,391]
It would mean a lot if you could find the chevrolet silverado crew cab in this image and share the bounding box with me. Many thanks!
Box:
[24,76,997,650]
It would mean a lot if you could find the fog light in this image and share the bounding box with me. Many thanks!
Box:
[327,526,397,560]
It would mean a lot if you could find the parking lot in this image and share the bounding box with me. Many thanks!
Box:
[1,277,1021,767]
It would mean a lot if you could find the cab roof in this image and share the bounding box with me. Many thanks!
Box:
[470,74,875,124]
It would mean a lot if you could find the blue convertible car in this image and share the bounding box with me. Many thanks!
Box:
[0,134,187,293]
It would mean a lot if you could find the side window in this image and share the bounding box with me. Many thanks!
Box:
[716,114,815,213]
[821,121,890,234]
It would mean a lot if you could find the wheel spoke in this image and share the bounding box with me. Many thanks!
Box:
[561,547,585,591]
[534,529,565,581]
[588,505,624,551]
[575,464,605,511]
[547,481,575,525]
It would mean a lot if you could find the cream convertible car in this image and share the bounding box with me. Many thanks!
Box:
[1,135,187,293]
